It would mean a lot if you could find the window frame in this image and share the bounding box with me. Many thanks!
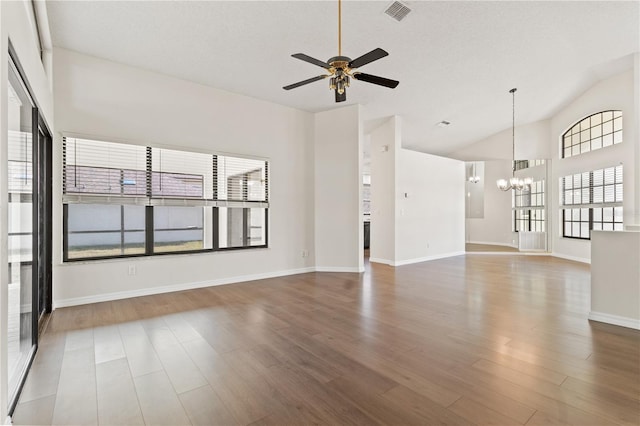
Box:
[512,179,546,233]
[62,137,269,262]
[561,110,622,159]
[559,165,623,240]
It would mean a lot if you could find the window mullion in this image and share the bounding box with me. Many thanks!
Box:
[145,205,154,255]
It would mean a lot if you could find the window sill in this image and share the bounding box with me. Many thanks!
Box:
[59,245,269,265]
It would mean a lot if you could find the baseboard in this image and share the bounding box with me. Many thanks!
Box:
[315,266,365,273]
[393,251,466,266]
[466,251,550,256]
[588,311,640,330]
[53,267,316,308]
[468,240,517,248]
[552,252,591,264]
[369,257,394,266]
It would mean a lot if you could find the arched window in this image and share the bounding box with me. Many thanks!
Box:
[562,110,622,158]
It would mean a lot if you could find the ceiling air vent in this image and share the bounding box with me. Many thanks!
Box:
[384,1,411,22]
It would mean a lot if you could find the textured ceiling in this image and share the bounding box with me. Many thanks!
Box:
[46,1,639,156]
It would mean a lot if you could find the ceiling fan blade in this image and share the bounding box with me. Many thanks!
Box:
[348,48,389,69]
[283,75,328,90]
[291,53,331,70]
[353,73,399,89]
[335,89,346,103]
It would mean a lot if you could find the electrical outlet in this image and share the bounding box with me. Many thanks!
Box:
[128,265,136,276]
[301,250,308,258]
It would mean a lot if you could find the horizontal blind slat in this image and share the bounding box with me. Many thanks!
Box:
[63,137,270,206]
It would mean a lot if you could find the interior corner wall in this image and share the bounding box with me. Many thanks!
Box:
[52,48,316,306]
[313,104,363,272]
[634,53,640,227]
[369,117,397,264]
[466,160,515,247]
[0,1,55,420]
[368,116,465,265]
[395,149,465,264]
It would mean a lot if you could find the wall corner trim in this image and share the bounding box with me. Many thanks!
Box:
[588,311,640,330]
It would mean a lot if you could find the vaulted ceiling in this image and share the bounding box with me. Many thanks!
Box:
[46,1,639,156]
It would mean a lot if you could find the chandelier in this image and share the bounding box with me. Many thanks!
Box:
[496,88,532,191]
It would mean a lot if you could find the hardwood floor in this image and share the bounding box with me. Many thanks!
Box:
[12,255,640,425]
[466,243,519,252]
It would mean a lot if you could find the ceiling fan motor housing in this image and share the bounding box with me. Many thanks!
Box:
[328,56,352,69]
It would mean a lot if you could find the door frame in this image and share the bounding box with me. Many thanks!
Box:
[7,42,53,416]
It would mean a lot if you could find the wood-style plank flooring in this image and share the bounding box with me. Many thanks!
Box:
[466,243,519,253]
[12,255,640,425]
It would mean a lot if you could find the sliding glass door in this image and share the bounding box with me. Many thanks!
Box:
[6,52,52,413]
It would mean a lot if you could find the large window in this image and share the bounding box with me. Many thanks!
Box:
[512,180,545,232]
[62,137,269,260]
[562,111,622,158]
[66,204,145,259]
[560,165,623,239]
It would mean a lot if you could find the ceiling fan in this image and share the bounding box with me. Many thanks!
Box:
[283,0,399,103]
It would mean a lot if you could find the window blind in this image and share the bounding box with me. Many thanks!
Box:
[63,137,147,198]
[8,130,32,194]
[151,147,209,199]
[214,155,268,203]
[560,165,623,206]
[63,137,270,207]
[560,165,623,239]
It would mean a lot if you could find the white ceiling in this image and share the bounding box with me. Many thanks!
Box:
[46,1,639,156]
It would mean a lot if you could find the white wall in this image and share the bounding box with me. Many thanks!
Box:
[369,116,397,264]
[466,160,515,246]
[369,116,465,265]
[451,120,551,162]
[314,104,363,272]
[395,149,465,264]
[590,230,640,329]
[53,48,316,305]
[0,1,55,420]
[635,53,640,226]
